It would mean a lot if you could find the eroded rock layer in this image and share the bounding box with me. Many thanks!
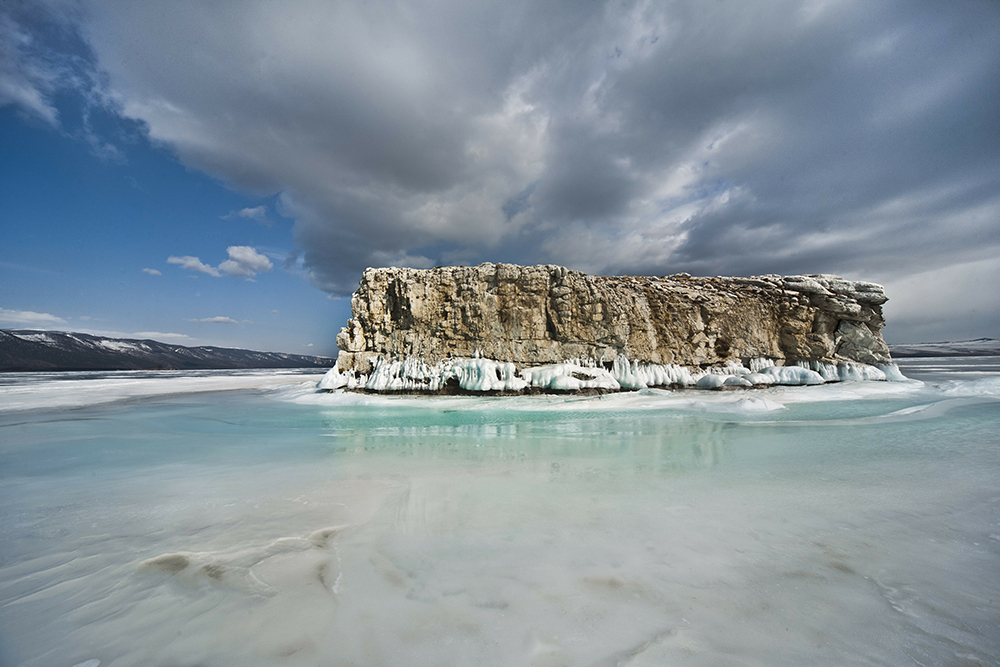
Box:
[335,263,891,375]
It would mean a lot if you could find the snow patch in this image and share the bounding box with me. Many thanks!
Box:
[936,377,1000,398]
[879,363,908,382]
[96,339,139,353]
[759,365,825,385]
[744,372,776,385]
[522,363,618,391]
[795,360,887,382]
[318,367,349,391]
[13,332,55,344]
[696,374,728,389]
[732,396,786,412]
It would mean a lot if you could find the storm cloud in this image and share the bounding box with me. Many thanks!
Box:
[4,0,999,339]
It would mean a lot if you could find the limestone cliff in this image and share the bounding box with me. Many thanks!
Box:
[335,263,891,377]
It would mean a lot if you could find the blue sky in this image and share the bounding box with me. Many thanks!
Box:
[2,0,999,350]
[1,79,348,354]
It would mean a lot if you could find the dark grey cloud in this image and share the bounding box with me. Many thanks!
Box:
[3,0,999,339]
[530,0,1000,275]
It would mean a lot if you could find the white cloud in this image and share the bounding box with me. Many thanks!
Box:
[168,246,273,279]
[223,205,270,225]
[0,12,59,126]
[131,331,195,341]
[218,246,273,277]
[81,329,196,342]
[142,267,162,275]
[881,255,1000,343]
[0,307,67,327]
[0,312,195,343]
[168,255,221,277]
[185,316,254,324]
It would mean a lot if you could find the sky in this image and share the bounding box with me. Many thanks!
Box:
[1,0,998,354]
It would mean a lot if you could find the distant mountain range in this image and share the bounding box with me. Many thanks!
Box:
[0,330,336,372]
[3,329,996,372]
[889,338,1000,358]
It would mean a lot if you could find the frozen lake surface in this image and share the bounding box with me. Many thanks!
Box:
[1,360,998,666]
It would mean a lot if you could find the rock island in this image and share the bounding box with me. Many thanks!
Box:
[321,263,902,393]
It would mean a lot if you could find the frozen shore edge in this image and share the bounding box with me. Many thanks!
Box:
[318,355,907,395]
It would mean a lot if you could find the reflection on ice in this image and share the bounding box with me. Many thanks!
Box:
[321,412,735,474]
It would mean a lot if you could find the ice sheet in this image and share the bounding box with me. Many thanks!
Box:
[0,369,324,413]
[285,372,928,415]
[1,359,998,666]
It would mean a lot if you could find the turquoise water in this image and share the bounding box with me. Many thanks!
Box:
[0,361,998,666]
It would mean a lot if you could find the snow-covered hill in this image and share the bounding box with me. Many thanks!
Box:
[0,330,335,371]
[889,338,1000,357]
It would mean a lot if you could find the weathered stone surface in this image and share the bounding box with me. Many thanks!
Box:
[335,263,892,374]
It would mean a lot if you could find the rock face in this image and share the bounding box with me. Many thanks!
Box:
[335,263,891,375]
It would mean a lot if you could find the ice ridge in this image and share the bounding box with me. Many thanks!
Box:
[319,354,906,394]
